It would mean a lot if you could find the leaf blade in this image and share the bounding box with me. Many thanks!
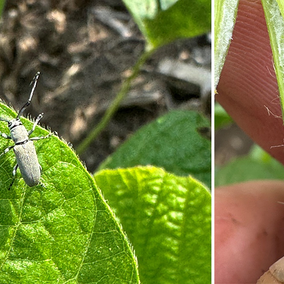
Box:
[99,110,211,188]
[214,0,239,88]
[95,166,211,284]
[0,102,139,283]
[123,0,211,49]
[261,0,284,122]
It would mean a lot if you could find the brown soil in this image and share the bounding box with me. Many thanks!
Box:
[0,0,211,172]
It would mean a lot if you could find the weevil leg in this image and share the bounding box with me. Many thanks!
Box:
[30,132,52,141]
[39,181,45,188]
[0,145,15,157]
[28,113,43,136]
[12,164,18,177]
[8,164,18,190]
[0,132,11,139]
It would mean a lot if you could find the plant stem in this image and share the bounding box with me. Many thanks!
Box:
[76,48,154,155]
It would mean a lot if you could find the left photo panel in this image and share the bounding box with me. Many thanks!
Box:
[0,0,212,283]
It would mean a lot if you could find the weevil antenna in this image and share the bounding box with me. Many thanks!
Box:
[17,72,40,119]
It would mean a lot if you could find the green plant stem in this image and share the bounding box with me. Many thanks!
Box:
[0,0,6,17]
[76,48,154,155]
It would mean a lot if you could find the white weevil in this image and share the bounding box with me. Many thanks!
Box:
[0,72,51,189]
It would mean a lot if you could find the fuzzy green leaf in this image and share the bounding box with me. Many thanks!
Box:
[261,0,284,122]
[214,0,239,88]
[95,166,211,284]
[0,102,139,283]
[123,0,211,49]
[99,110,211,188]
[276,0,284,18]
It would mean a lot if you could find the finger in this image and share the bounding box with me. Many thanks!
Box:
[215,181,284,284]
[216,0,284,164]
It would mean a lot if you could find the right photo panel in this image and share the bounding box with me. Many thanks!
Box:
[215,0,284,283]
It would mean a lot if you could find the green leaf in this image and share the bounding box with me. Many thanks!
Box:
[216,145,284,186]
[123,0,211,49]
[0,102,139,283]
[215,103,233,130]
[214,0,239,88]
[261,0,284,121]
[276,0,284,18]
[99,110,211,188]
[95,166,211,284]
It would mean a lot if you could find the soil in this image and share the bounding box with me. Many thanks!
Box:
[0,0,211,173]
[215,123,254,167]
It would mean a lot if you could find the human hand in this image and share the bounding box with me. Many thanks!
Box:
[216,0,284,283]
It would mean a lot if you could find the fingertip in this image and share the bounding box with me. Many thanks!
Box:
[215,180,284,283]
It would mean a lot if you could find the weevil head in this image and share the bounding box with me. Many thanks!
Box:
[8,118,22,130]
[0,117,22,130]
[9,118,28,143]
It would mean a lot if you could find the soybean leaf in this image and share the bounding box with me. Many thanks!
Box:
[95,166,211,284]
[123,0,211,49]
[98,110,211,188]
[261,0,284,122]
[276,0,284,18]
[0,102,139,283]
[214,0,239,88]
[215,0,284,119]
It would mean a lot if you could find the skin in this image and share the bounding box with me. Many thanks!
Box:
[216,0,284,283]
